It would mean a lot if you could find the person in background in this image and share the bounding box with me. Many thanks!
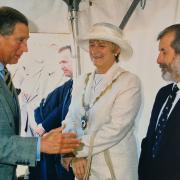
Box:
[0,6,80,180]
[28,45,74,180]
[17,44,65,138]
[62,22,141,180]
[138,24,180,180]
[34,45,73,136]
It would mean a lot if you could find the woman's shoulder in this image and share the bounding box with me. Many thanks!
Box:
[117,65,140,79]
[116,66,141,87]
[74,72,93,84]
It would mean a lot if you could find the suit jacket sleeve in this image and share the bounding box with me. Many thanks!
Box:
[0,135,37,166]
[0,89,37,167]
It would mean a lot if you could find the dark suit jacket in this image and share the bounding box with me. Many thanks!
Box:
[30,79,74,180]
[139,83,180,180]
[34,79,73,132]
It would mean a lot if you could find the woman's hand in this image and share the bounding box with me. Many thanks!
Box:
[61,157,73,171]
[72,157,87,180]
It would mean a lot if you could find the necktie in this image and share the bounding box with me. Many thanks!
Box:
[4,67,14,95]
[152,84,179,158]
[4,67,20,134]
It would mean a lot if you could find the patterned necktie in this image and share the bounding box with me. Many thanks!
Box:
[152,84,179,158]
[4,67,14,95]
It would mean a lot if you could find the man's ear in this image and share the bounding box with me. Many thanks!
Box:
[0,35,3,48]
[0,34,4,44]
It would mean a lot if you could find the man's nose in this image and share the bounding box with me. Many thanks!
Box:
[21,41,28,52]
[157,53,163,64]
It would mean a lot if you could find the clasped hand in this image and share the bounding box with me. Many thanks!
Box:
[40,126,81,154]
[62,157,87,180]
[72,157,87,180]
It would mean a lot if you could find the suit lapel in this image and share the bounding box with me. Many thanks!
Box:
[148,84,173,136]
[0,77,17,115]
[0,77,19,133]
[83,72,94,105]
[164,94,180,132]
[13,85,21,134]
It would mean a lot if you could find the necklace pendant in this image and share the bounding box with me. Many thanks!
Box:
[81,115,88,130]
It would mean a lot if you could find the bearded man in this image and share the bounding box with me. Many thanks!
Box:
[138,24,180,180]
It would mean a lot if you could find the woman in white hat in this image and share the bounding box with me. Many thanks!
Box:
[62,22,141,180]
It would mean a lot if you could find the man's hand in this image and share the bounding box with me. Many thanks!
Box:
[40,127,81,154]
[72,157,87,180]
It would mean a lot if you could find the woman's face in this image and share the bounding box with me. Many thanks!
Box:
[89,40,120,74]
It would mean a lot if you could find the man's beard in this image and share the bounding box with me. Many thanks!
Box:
[159,56,180,82]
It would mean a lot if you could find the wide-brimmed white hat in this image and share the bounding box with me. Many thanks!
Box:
[78,22,133,60]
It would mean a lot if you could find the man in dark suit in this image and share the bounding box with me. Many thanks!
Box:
[138,24,180,180]
[28,45,74,180]
[34,45,73,136]
[0,7,80,180]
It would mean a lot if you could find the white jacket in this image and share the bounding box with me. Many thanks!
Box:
[63,63,141,180]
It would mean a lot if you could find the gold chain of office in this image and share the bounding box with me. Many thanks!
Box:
[82,71,127,109]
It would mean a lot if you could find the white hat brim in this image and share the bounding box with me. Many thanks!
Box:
[78,34,133,60]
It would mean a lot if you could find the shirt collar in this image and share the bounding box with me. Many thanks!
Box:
[0,63,5,79]
[0,63,5,71]
[176,81,180,90]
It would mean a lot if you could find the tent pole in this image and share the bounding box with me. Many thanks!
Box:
[119,0,141,30]
[63,0,82,77]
